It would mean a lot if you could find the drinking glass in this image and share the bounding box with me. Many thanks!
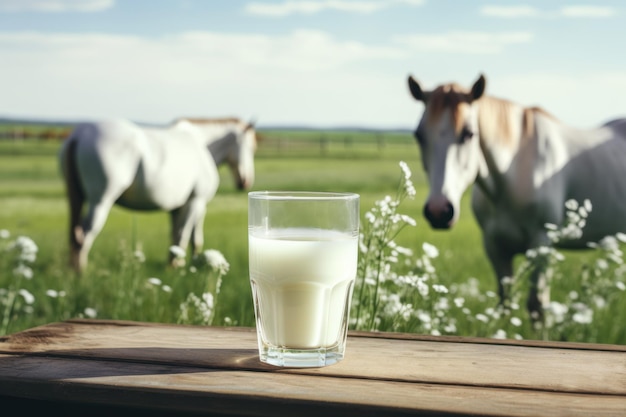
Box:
[248,191,360,367]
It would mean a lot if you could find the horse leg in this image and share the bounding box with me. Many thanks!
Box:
[69,188,85,272]
[170,199,208,266]
[60,135,86,272]
[79,197,115,272]
[190,203,207,255]
[484,238,515,304]
[527,266,551,324]
[169,204,194,267]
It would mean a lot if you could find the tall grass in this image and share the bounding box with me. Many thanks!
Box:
[0,135,624,344]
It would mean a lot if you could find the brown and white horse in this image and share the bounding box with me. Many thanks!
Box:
[407,74,626,318]
[59,117,257,272]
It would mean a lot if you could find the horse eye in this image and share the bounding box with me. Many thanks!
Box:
[460,127,474,143]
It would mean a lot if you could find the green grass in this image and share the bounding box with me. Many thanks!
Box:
[0,134,624,344]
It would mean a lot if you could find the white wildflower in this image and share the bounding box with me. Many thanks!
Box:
[202,292,214,310]
[399,161,412,180]
[416,279,429,296]
[476,313,489,323]
[0,229,9,239]
[599,236,619,252]
[133,250,146,263]
[510,317,522,327]
[572,303,593,324]
[147,277,162,286]
[596,259,609,270]
[583,199,592,212]
[422,242,439,258]
[162,285,173,293]
[18,289,35,304]
[46,289,59,298]
[10,236,38,262]
[169,245,186,259]
[84,307,97,318]
[566,211,581,223]
[544,223,558,231]
[592,296,606,309]
[417,310,431,323]
[443,323,457,333]
[547,301,568,324]
[432,284,448,294]
[492,329,507,339]
[453,297,465,308]
[616,281,626,291]
[616,233,626,243]
[198,249,230,275]
[435,298,450,311]
[565,199,579,211]
[394,245,413,257]
[400,214,417,226]
[13,264,33,279]
[404,181,416,198]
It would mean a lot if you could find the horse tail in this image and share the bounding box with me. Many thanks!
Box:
[60,130,85,270]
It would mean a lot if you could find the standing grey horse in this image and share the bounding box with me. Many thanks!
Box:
[407,74,626,318]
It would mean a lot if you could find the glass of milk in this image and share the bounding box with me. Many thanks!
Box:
[248,191,359,367]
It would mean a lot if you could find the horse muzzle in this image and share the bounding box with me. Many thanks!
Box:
[423,199,455,229]
[237,177,253,190]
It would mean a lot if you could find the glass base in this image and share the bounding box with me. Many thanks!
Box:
[260,345,344,367]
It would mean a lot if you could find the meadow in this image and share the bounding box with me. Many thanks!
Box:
[1,129,624,344]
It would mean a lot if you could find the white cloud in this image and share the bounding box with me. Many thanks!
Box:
[0,0,114,12]
[481,4,616,19]
[0,30,408,126]
[393,31,533,54]
[245,0,423,17]
[560,6,615,18]
[481,5,540,18]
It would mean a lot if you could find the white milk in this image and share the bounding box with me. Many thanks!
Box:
[249,228,358,349]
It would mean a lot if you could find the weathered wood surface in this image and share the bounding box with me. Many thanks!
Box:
[0,319,624,416]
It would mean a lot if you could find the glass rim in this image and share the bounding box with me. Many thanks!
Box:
[248,191,359,201]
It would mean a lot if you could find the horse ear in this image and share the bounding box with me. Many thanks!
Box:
[245,117,257,132]
[408,75,428,102]
[471,74,486,101]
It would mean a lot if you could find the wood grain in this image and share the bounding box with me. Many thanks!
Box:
[0,319,624,416]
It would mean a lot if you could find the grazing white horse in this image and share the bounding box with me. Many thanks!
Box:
[59,117,257,272]
[407,74,626,318]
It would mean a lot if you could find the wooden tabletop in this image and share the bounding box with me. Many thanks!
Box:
[0,319,624,416]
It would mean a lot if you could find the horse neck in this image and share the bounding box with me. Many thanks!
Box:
[205,125,240,165]
[475,96,546,203]
[179,121,242,165]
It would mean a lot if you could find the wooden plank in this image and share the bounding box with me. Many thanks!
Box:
[1,320,625,396]
[0,354,625,417]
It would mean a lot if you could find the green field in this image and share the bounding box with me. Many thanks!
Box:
[1,130,624,344]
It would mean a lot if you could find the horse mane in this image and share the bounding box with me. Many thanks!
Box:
[426,83,556,147]
[478,96,556,147]
[176,117,242,125]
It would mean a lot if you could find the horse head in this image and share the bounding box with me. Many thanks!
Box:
[229,120,257,190]
[407,74,486,229]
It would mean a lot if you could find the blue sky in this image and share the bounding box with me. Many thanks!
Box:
[1,0,625,128]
